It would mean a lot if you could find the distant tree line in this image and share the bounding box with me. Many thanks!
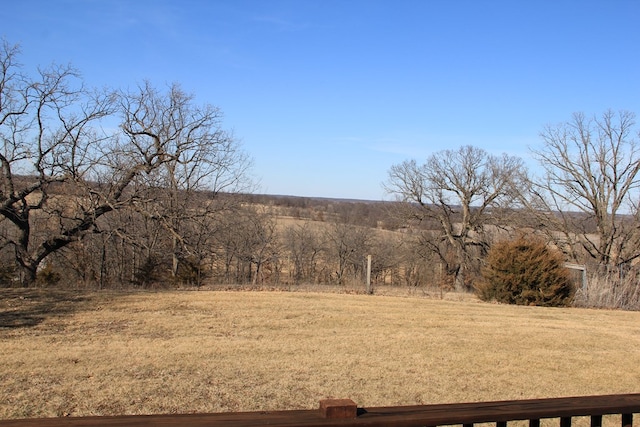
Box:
[2,41,640,309]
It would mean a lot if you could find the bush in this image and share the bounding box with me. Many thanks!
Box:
[477,236,574,307]
[36,263,62,287]
[133,256,171,288]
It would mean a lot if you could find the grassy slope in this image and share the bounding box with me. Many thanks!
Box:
[1,289,640,419]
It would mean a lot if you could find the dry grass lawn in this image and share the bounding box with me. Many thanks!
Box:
[1,288,640,420]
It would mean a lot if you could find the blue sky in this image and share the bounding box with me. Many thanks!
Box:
[3,1,640,200]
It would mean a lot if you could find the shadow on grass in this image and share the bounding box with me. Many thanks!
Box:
[0,288,95,329]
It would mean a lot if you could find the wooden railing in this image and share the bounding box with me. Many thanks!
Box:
[0,393,638,426]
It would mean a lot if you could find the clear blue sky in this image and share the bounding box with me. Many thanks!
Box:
[3,1,640,200]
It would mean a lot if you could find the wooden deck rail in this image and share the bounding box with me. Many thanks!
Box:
[0,393,638,427]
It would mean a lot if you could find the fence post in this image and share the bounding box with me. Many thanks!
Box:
[366,254,372,294]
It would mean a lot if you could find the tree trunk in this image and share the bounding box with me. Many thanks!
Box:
[19,263,37,288]
[172,235,179,278]
[453,268,465,292]
[453,244,467,292]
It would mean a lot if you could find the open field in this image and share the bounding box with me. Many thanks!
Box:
[1,288,640,420]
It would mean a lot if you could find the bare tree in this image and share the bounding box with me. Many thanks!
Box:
[530,110,640,268]
[0,42,252,287]
[283,221,325,285]
[325,221,372,285]
[119,81,252,279]
[0,41,117,285]
[385,145,525,291]
[211,207,280,285]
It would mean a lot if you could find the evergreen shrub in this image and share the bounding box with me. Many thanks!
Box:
[477,235,574,306]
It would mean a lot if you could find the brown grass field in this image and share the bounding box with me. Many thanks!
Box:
[1,288,640,420]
